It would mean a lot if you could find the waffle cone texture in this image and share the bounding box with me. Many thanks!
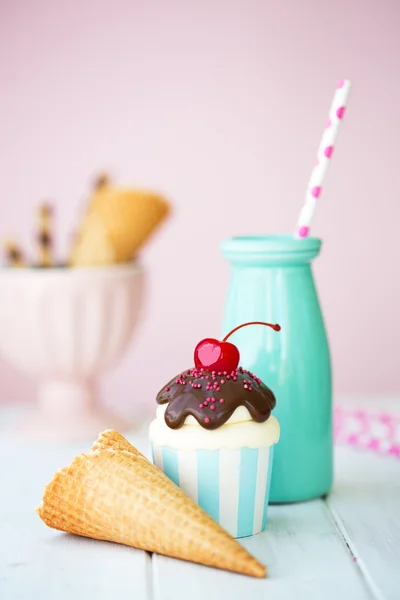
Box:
[36,430,266,578]
[70,186,170,266]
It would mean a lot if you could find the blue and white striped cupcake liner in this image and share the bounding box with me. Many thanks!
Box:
[151,444,274,538]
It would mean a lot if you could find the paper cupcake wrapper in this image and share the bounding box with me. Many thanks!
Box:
[151,445,274,538]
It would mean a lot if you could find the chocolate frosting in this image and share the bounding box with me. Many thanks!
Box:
[156,366,276,430]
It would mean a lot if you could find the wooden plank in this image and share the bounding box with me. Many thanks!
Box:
[327,446,400,600]
[0,440,152,600]
[2,404,400,600]
[0,405,27,433]
[153,499,371,600]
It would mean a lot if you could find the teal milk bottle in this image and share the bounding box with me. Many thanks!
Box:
[220,235,332,502]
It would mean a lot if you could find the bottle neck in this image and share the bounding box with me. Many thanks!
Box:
[221,235,322,267]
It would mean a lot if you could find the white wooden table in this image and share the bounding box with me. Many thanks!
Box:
[1,400,399,600]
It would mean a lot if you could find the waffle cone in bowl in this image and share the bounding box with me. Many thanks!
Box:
[70,186,170,266]
[36,431,266,578]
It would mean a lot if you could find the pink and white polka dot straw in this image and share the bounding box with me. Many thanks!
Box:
[295,79,352,238]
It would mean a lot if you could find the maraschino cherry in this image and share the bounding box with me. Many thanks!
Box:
[194,321,281,372]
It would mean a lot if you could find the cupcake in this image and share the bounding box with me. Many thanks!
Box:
[149,321,281,538]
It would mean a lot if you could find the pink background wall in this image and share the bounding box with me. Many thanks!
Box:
[1,0,399,416]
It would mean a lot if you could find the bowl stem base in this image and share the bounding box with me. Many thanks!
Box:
[8,379,132,442]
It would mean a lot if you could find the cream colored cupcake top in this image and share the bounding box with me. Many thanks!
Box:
[149,406,280,450]
[150,322,281,450]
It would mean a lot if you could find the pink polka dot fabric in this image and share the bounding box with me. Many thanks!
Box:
[334,406,400,459]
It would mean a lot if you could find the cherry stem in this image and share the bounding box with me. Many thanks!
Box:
[222,321,281,342]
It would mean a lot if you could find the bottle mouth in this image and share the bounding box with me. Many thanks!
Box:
[220,234,322,264]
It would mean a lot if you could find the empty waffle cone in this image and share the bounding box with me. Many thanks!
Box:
[91,429,143,456]
[36,445,265,577]
[70,186,170,266]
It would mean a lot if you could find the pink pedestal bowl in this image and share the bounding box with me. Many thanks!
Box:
[0,263,145,441]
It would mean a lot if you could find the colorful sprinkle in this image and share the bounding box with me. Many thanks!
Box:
[210,405,215,410]
[205,417,210,423]
[165,387,170,391]
[220,398,225,403]
[199,404,204,409]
